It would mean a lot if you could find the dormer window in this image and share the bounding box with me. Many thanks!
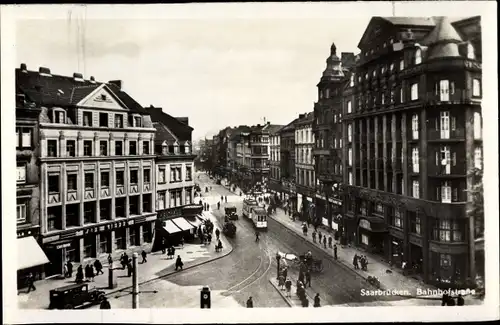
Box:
[134,116,142,127]
[415,48,422,64]
[162,142,168,155]
[185,141,191,154]
[467,43,475,59]
[101,94,107,101]
[53,109,66,124]
[173,141,179,154]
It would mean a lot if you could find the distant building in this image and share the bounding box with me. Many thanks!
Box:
[279,119,298,211]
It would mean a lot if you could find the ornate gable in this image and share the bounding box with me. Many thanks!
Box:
[77,84,128,110]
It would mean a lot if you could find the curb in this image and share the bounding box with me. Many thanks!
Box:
[268,279,293,307]
[103,240,235,298]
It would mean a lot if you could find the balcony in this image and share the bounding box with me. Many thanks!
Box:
[428,128,466,142]
[425,89,481,106]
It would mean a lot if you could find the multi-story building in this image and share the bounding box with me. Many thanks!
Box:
[15,72,49,285]
[279,119,298,211]
[211,134,220,176]
[268,125,283,199]
[147,106,197,248]
[294,112,316,220]
[18,66,158,277]
[342,16,482,288]
[214,127,233,177]
[249,123,283,188]
[313,42,348,228]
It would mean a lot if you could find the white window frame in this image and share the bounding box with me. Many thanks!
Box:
[440,111,450,139]
[400,88,404,103]
[440,145,451,174]
[399,59,405,71]
[17,203,27,223]
[411,83,419,100]
[381,93,385,105]
[348,171,353,185]
[21,129,32,148]
[467,43,475,59]
[348,124,353,142]
[348,148,353,166]
[412,114,419,140]
[17,165,27,184]
[415,48,422,64]
[350,75,354,87]
[441,181,452,203]
[473,79,481,97]
[412,180,420,199]
[347,101,352,113]
[474,112,482,139]
[439,80,450,101]
[474,147,482,169]
[412,147,419,173]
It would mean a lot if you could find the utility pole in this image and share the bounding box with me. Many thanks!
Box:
[132,253,139,309]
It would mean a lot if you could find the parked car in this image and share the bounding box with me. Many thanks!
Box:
[49,283,106,309]
[224,206,238,220]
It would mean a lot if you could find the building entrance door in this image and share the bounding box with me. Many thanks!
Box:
[44,248,63,277]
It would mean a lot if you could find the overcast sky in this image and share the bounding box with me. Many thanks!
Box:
[15,9,372,140]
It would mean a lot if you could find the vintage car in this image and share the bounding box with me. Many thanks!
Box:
[222,221,237,237]
[48,283,106,309]
[224,206,238,221]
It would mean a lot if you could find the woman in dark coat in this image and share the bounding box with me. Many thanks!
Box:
[75,265,84,283]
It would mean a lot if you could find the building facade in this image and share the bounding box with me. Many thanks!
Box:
[148,106,197,249]
[18,66,158,277]
[313,43,348,228]
[342,16,482,288]
[268,126,282,198]
[15,76,48,285]
[294,112,316,221]
[279,119,298,211]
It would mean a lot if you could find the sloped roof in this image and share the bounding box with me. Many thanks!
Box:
[295,112,314,125]
[147,106,193,142]
[153,122,178,144]
[380,17,436,27]
[229,125,251,141]
[265,124,284,135]
[280,118,298,132]
[15,68,147,114]
[422,16,463,45]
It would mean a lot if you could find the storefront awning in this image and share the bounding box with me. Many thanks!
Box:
[171,217,195,231]
[184,215,203,228]
[17,236,50,271]
[163,220,182,234]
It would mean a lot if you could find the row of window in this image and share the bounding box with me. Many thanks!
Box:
[157,187,193,210]
[15,128,33,149]
[157,165,192,184]
[295,168,315,188]
[346,111,482,142]
[46,138,151,158]
[346,79,481,114]
[48,168,152,193]
[52,108,143,129]
[296,147,314,165]
[295,128,314,144]
[270,136,281,145]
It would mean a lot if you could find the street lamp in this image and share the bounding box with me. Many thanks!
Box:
[276,252,281,280]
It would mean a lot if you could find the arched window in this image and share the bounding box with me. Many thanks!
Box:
[415,48,422,64]
[467,43,475,59]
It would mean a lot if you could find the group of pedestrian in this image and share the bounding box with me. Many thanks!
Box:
[353,253,368,271]
[442,293,465,306]
[220,195,228,203]
[165,246,176,259]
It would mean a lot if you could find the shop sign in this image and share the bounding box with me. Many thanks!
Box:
[359,219,372,231]
[83,220,128,235]
[56,242,71,249]
[158,207,183,220]
[43,235,60,243]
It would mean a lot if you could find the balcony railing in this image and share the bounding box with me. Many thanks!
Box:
[425,89,481,105]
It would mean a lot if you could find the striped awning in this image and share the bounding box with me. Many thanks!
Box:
[18,236,50,271]
[163,220,182,234]
[171,217,195,231]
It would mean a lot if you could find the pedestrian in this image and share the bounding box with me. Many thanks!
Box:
[215,228,220,241]
[208,233,212,244]
[67,260,73,278]
[282,267,288,281]
[26,272,36,293]
[447,297,456,306]
[94,259,104,275]
[180,236,185,248]
[255,231,260,242]
[217,202,220,210]
[285,279,292,297]
[298,271,305,284]
[328,236,333,248]
[175,255,184,271]
[323,236,327,249]
[334,244,338,260]
[301,297,309,307]
[457,294,465,306]
[84,264,91,281]
[64,263,69,278]
[305,271,311,287]
[353,254,359,270]
[89,264,95,281]
[314,293,321,307]
[127,260,133,277]
[76,265,84,283]
[278,274,285,290]
[246,297,254,308]
[221,195,224,202]
[312,231,317,243]
[100,297,111,309]
[171,246,176,258]
[225,196,228,203]
[141,250,147,263]
[107,254,113,266]
[318,231,322,243]
[122,253,129,269]
[361,255,368,271]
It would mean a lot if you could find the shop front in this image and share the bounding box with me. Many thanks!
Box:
[42,216,156,277]
[357,217,388,256]
[428,243,468,289]
[17,236,50,287]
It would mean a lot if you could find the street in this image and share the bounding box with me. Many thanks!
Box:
[95,172,411,308]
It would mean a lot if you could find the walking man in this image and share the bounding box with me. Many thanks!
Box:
[334,244,338,260]
[94,259,104,275]
[305,271,311,288]
[141,250,147,263]
[225,196,228,203]
[255,231,260,242]
[328,236,333,248]
[26,272,36,293]
[285,278,292,297]
[312,231,317,243]
[215,228,220,241]
[217,202,221,210]
[67,260,73,278]
[107,254,113,267]
[314,293,321,307]
[246,297,254,308]
[175,255,184,271]
[353,254,359,270]
[318,231,322,244]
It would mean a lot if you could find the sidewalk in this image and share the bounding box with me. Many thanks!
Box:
[18,211,234,309]
[268,277,314,308]
[268,208,482,305]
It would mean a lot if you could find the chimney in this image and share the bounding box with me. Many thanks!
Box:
[39,67,51,76]
[73,72,84,82]
[299,114,305,119]
[267,121,270,125]
[89,76,96,83]
[108,80,122,90]
[20,63,28,72]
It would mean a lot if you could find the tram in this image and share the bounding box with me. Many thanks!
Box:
[242,198,258,219]
[250,206,268,230]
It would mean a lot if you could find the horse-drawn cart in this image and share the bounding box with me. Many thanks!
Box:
[277,251,324,273]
